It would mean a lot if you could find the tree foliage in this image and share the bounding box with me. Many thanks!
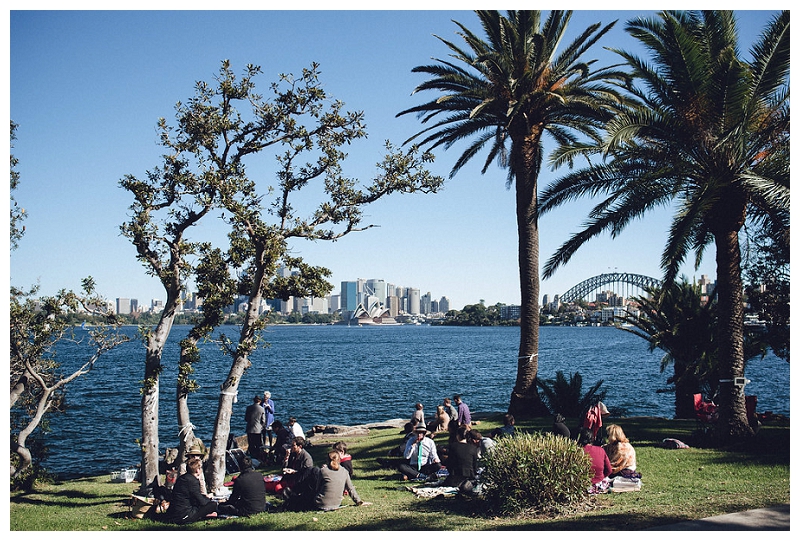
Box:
[540,10,789,442]
[122,60,443,493]
[398,10,627,418]
[536,370,606,418]
[10,123,129,488]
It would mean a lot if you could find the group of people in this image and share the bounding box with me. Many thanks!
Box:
[161,436,369,524]
[383,395,516,492]
[244,390,307,466]
[408,394,473,437]
[547,401,639,492]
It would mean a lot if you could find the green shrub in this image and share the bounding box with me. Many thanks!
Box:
[480,432,592,516]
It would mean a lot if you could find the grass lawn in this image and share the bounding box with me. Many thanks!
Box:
[9,415,790,531]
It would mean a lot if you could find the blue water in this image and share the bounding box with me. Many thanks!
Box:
[44,324,789,479]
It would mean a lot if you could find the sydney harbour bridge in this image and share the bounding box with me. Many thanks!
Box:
[559,272,662,304]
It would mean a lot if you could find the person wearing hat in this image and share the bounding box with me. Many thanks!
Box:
[245,395,266,461]
[180,441,209,495]
[397,425,441,481]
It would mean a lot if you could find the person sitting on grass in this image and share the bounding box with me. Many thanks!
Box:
[217,455,266,517]
[398,426,441,481]
[279,436,314,496]
[490,413,516,439]
[314,451,372,511]
[332,441,353,476]
[604,424,637,477]
[163,456,217,524]
[443,425,478,489]
[578,427,612,489]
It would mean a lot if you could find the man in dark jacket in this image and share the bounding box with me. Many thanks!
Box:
[217,455,266,517]
[164,457,217,524]
[245,395,266,461]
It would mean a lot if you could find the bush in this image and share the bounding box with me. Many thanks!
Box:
[480,432,592,516]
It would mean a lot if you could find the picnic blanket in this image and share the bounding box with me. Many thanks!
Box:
[405,485,459,498]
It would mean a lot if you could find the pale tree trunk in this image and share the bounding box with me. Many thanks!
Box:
[508,134,548,419]
[11,389,52,478]
[138,300,177,492]
[205,293,263,493]
[174,336,201,471]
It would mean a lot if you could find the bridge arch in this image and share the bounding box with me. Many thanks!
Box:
[559,272,662,304]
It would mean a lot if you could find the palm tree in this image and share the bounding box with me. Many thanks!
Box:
[540,11,789,441]
[620,280,716,419]
[621,279,768,420]
[536,370,606,418]
[398,10,627,417]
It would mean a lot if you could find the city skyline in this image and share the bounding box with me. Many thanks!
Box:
[9,7,773,312]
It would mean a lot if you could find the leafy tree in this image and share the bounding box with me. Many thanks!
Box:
[536,370,606,418]
[10,124,127,485]
[120,118,227,490]
[620,279,768,419]
[398,10,626,418]
[744,225,789,362]
[10,121,25,249]
[147,61,442,492]
[540,11,789,442]
[620,280,715,419]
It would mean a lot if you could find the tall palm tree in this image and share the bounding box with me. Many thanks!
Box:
[540,11,789,441]
[398,10,627,417]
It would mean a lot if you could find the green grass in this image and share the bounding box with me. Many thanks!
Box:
[9,416,790,530]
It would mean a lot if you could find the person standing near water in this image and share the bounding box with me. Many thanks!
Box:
[261,391,275,458]
[245,395,266,461]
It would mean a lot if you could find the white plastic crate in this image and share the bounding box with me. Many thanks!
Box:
[110,468,138,483]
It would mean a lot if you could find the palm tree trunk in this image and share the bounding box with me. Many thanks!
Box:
[712,220,753,442]
[508,137,548,418]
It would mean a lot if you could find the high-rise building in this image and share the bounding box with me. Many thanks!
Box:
[366,279,387,306]
[341,281,358,312]
[329,294,340,313]
[421,292,432,315]
[408,288,420,315]
[116,298,131,315]
[386,295,400,317]
[439,296,450,313]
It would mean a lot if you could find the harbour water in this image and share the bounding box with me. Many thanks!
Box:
[45,324,789,479]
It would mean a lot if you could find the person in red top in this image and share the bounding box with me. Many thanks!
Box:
[578,428,612,486]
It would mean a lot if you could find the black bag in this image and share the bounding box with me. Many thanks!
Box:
[226,448,248,474]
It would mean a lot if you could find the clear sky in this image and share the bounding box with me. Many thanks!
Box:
[6,3,782,311]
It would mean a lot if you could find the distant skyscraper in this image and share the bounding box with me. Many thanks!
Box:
[408,288,420,315]
[116,298,131,315]
[386,295,400,317]
[366,279,387,306]
[341,281,358,312]
[439,296,450,313]
[421,292,432,315]
[542,294,550,307]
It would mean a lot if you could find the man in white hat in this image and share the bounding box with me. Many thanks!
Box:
[398,426,441,481]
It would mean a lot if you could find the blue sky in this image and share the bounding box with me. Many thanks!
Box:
[7,5,782,311]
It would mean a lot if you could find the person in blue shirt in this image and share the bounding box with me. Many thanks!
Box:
[261,390,275,458]
[454,394,472,427]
